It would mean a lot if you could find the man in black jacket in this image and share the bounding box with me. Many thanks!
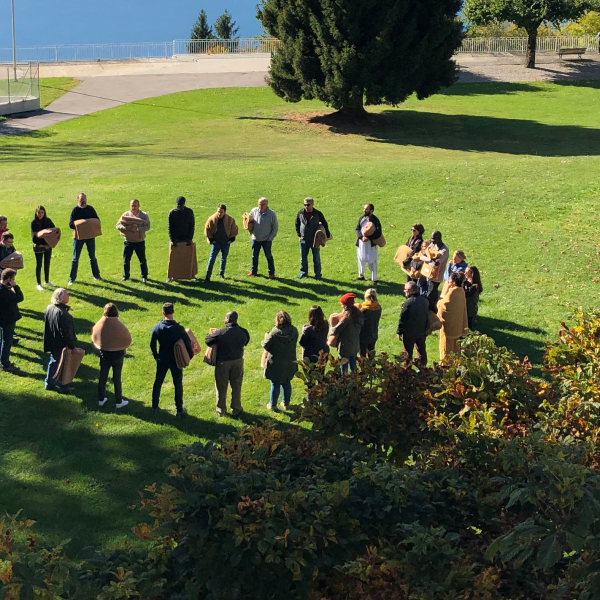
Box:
[167,196,196,283]
[68,193,102,285]
[0,269,23,372]
[397,281,429,367]
[205,311,250,417]
[295,197,330,280]
[44,287,76,392]
[355,203,382,284]
[150,303,194,417]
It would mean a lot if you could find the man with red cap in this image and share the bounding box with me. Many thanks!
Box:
[329,292,364,373]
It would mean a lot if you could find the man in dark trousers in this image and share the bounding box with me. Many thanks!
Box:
[295,197,330,280]
[167,196,195,283]
[43,287,76,392]
[68,192,102,285]
[397,281,429,367]
[116,198,151,283]
[150,302,194,417]
[355,203,382,284]
[205,310,250,417]
[0,268,23,372]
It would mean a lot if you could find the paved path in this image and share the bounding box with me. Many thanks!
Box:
[1,53,599,135]
[0,71,268,135]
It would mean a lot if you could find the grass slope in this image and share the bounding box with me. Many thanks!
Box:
[1,81,599,550]
[39,77,79,109]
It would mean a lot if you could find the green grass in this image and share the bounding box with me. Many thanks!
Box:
[39,77,79,108]
[1,80,600,551]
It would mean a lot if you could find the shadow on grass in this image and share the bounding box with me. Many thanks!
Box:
[240,107,600,157]
[473,315,546,367]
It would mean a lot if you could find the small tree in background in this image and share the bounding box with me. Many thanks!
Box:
[257,0,463,121]
[214,9,240,40]
[188,9,214,53]
[563,9,600,34]
[464,0,596,68]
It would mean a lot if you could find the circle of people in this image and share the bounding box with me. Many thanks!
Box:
[0,195,483,417]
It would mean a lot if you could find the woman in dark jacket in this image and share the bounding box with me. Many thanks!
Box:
[403,223,425,282]
[262,310,299,411]
[299,305,329,364]
[463,266,483,330]
[329,293,364,374]
[358,288,382,358]
[30,206,57,291]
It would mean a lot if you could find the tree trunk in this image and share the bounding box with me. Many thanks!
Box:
[525,27,538,69]
[338,94,367,121]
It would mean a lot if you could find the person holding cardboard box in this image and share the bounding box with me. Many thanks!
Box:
[204,204,239,282]
[116,199,151,283]
[355,203,383,284]
[31,206,60,291]
[295,197,331,281]
[166,196,196,283]
[68,193,102,285]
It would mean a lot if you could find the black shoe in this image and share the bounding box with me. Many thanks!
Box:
[315,275,323,281]
[356,276,365,281]
[152,407,161,413]
[57,386,75,393]
[94,277,104,282]
[231,409,244,419]
[176,408,188,418]
[204,277,211,283]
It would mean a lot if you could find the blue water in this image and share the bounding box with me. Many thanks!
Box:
[0,0,262,47]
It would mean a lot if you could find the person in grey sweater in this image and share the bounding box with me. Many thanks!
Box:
[247,197,278,279]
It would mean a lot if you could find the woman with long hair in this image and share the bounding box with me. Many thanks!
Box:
[329,293,364,373]
[262,310,299,411]
[299,305,329,364]
[92,303,132,409]
[30,206,58,291]
[464,266,483,330]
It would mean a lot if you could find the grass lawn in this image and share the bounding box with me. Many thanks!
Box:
[1,80,599,551]
[39,77,79,108]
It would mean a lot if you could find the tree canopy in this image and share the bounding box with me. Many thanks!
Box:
[189,9,214,41]
[213,9,240,40]
[464,0,596,67]
[257,0,463,120]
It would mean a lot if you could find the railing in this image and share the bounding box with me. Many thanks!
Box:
[0,63,40,114]
[0,36,595,63]
[0,38,279,63]
[459,35,598,53]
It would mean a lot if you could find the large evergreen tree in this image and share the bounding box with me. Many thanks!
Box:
[257,0,463,120]
[464,0,596,68]
[214,9,240,40]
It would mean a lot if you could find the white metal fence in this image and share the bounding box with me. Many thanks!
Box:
[0,38,279,64]
[0,36,596,63]
[458,36,598,53]
[0,63,40,115]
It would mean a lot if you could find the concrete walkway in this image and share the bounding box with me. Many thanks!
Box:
[0,70,268,135]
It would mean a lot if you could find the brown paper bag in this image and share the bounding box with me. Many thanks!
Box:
[0,251,24,270]
[167,242,198,280]
[393,245,413,267]
[186,328,201,356]
[43,228,61,248]
[74,218,102,241]
[203,328,218,366]
[174,339,192,369]
[53,347,85,385]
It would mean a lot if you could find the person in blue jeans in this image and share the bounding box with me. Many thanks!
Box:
[247,197,278,279]
[203,204,239,282]
[68,193,102,285]
[0,268,23,372]
[295,197,330,280]
[43,287,76,392]
[261,311,298,411]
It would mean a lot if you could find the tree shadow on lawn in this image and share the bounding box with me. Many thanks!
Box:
[473,315,546,368]
[0,389,241,551]
[441,81,543,95]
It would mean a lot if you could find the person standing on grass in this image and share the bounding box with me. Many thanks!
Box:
[329,293,364,374]
[299,305,329,364]
[262,311,298,411]
[92,303,132,410]
[204,204,239,282]
[68,193,102,285]
[356,204,382,284]
[150,303,194,418]
[0,232,16,274]
[438,272,468,361]
[31,206,57,291]
[0,269,23,373]
[296,197,330,281]
[419,230,449,310]
[358,288,382,358]
[166,196,195,283]
[396,281,429,367]
[403,223,425,282]
[117,199,151,283]
[43,288,76,393]
[247,197,278,279]
[205,311,250,418]
[463,266,483,330]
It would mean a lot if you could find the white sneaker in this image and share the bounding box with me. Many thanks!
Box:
[68,280,74,286]
[166,277,173,283]
[116,400,129,409]
[280,403,289,411]
[45,281,55,287]
[98,398,108,407]
[36,284,44,291]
